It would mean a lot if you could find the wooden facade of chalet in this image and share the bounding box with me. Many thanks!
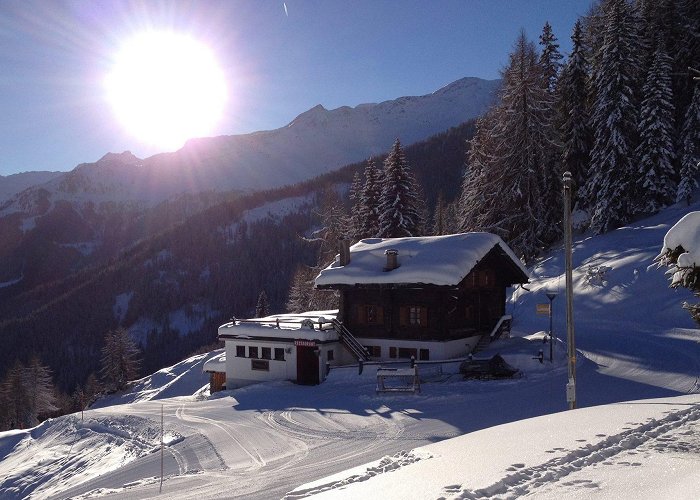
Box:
[317,244,528,353]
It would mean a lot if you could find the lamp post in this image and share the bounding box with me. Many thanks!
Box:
[563,171,576,410]
[546,292,556,362]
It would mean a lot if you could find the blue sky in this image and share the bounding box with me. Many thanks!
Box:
[0,0,590,176]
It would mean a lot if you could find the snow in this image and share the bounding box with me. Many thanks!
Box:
[661,210,700,268]
[2,202,700,499]
[315,233,529,287]
[221,310,340,341]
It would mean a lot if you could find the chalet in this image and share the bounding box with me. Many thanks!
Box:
[315,233,529,362]
[214,233,528,389]
[216,311,349,389]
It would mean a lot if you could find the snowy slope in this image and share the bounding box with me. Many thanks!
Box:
[0,77,498,214]
[1,201,699,499]
[0,170,63,204]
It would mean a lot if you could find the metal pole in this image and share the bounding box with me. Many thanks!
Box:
[160,404,164,493]
[563,171,576,410]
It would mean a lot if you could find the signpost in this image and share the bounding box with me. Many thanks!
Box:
[546,292,556,362]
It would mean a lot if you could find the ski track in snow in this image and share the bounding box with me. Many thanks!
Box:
[440,403,700,499]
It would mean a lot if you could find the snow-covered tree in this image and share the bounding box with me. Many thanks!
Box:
[585,0,642,233]
[357,158,383,239]
[255,290,270,318]
[377,139,424,238]
[100,328,141,392]
[348,171,364,240]
[634,38,676,213]
[459,31,561,261]
[286,265,314,313]
[558,20,592,203]
[657,211,700,324]
[677,85,700,204]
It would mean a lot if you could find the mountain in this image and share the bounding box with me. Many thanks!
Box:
[0,77,498,213]
[0,170,63,203]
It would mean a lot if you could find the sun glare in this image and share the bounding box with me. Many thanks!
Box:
[105,31,227,151]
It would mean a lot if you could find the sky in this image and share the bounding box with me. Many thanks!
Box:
[0,0,591,177]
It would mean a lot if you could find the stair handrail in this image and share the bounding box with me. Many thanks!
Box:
[489,314,513,340]
[331,319,371,361]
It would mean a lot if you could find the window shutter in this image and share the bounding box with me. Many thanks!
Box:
[399,306,408,326]
[420,307,427,327]
[377,306,384,324]
[356,304,367,324]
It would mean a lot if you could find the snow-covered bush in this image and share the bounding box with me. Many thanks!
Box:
[657,211,700,324]
[584,264,611,287]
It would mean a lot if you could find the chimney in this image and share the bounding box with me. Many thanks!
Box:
[384,249,399,271]
[339,239,351,266]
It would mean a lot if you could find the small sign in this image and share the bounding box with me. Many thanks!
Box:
[295,339,316,347]
[536,303,551,315]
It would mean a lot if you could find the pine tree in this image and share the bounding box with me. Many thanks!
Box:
[348,171,364,240]
[358,158,383,239]
[255,290,270,318]
[558,20,593,203]
[635,38,676,213]
[1,361,28,429]
[377,139,424,238]
[100,328,141,392]
[459,31,561,261]
[678,85,700,204]
[585,0,642,233]
[539,21,563,93]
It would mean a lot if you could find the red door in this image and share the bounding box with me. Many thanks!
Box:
[296,346,320,385]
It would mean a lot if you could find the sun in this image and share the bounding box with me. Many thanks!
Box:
[105,31,227,151]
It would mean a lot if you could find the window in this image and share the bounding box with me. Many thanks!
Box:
[389,347,397,359]
[274,348,285,361]
[251,359,269,371]
[261,347,271,360]
[400,306,427,327]
[327,349,334,361]
[419,349,430,361]
[364,345,381,357]
[248,346,258,359]
[236,345,245,357]
[398,347,418,359]
[357,304,384,325]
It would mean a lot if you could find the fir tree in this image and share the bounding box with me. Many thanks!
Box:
[286,265,314,313]
[358,158,382,239]
[539,21,563,93]
[255,290,270,318]
[459,32,561,261]
[678,85,700,204]
[348,171,364,240]
[377,139,424,238]
[585,0,642,233]
[558,20,592,203]
[100,328,141,392]
[635,38,676,213]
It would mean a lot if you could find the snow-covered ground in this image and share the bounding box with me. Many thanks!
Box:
[1,200,699,499]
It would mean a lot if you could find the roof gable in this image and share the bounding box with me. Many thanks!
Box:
[315,233,529,288]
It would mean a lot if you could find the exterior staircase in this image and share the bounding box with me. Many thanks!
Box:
[331,319,371,361]
[473,315,513,353]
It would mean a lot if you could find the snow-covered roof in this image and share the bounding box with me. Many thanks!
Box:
[202,352,226,373]
[315,233,529,287]
[218,310,340,342]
